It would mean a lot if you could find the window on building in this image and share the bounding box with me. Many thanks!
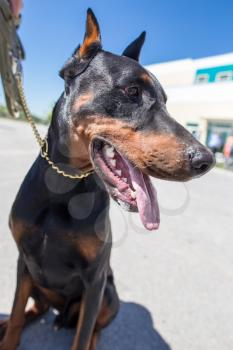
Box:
[195,74,209,84]
[186,122,200,140]
[215,71,233,82]
[207,122,233,152]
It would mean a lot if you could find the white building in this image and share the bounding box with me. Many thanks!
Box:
[146,53,233,147]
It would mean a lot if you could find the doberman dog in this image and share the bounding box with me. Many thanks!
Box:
[0,8,215,350]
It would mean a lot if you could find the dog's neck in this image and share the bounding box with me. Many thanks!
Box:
[12,120,101,223]
[47,101,92,174]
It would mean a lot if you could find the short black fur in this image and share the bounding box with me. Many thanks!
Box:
[0,8,214,350]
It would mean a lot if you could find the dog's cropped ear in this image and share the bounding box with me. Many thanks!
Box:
[122,31,146,61]
[60,8,102,81]
[78,8,102,59]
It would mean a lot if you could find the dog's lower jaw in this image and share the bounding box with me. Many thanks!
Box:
[91,138,160,231]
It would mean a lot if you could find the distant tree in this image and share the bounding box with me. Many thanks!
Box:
[0,105,10,118]
[0,104,48,124]
[44,110,52,125]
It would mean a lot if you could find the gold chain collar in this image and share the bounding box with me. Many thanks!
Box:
[16,77,93,180]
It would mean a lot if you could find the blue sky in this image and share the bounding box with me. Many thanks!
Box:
[0,0,233,116]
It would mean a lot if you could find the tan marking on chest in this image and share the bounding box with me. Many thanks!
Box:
[72,234,104,262]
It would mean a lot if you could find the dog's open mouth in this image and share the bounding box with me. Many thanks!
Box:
[91,138,160,231]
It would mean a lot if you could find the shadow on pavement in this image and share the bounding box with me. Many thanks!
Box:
[1,302,171,350]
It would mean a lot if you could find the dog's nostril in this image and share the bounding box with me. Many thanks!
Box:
[199,163,209,172]
[189,149,215,173]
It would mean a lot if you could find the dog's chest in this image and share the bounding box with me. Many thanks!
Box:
[11,173,110,294]
[18,217,106,295]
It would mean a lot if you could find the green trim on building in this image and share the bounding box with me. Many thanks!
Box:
[195,64,233,84]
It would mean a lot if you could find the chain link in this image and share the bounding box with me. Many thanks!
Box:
[16,77,93,180]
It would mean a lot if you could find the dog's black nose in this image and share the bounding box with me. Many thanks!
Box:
[189,148,215,175]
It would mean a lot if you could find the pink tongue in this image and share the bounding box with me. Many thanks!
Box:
[127,162,160,231]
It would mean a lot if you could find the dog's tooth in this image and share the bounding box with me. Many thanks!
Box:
[123,177,128,183]
[103,145,113,157]
[115,169,122,176]
[131,190,137,199]
[106,147,115,158]
[110,159,116,167]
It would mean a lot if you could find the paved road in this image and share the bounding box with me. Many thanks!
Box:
[0,118,233,350]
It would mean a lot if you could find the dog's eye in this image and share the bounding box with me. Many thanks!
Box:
[125,86,140,99]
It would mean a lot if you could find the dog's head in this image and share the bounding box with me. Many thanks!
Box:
[55,9,215,230]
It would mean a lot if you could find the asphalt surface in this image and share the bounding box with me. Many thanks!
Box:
[0,118,233,350]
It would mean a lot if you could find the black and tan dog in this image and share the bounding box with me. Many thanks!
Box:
[0,9,214,350]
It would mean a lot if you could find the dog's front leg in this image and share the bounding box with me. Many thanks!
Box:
[70,274,106,350]
[0,257,33,350]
